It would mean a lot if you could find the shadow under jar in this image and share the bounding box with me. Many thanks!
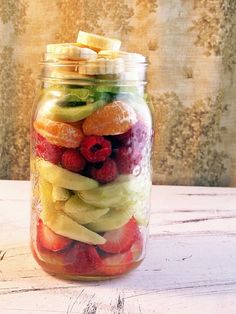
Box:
[30,53,153,280]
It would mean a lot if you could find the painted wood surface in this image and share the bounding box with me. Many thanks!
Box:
[0,181,236,314]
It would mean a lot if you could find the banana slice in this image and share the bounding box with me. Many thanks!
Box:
[79,58,124,75]
[45,43,97,61]
[77,31,121,52]
[98,50,146,63]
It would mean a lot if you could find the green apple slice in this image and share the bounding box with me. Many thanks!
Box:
[37,159,98,190]
[39,179,105,245]
[63,195,109,224]
[85,209,133,232]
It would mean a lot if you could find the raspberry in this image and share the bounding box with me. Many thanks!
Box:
[115,120,148,151]
[115,146,142,174]
[80,136,112,163]
[35,132,64,164]
[90,158,118,183]
[61,149,86,173]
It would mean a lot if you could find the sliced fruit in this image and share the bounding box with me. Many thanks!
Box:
[39,180,105,245]
[43,99,107,123]
[85,209,133,232]
[37,219,72,252]
[39,178,55,214]
[78,176,140,208]
[99,251,132,276]
[98,50,146,62]
[52,186,70,202]
[82,101,137,136]
[98,218,138,254]
[34,117,84,148]
[46,44,97,60]
[41,209,106,245]
[130,233,143,260]
[77,31,121,52]
[34,246,69,267]
[63,195,109,224]
[65,243,103,274]
[78,58,124,75]
[37,159,98,190]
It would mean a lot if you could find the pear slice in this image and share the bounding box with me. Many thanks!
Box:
[39,179,105,245]
[78,176,140,208]
[85,209,133,232]
[63,195,109,224]
[52,186,71,202]
[37,159,98,191]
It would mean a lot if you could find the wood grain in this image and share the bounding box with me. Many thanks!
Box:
[0,181,236,313]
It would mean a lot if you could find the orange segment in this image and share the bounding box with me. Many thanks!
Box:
[82,101,137,136]
[34,117,84,148]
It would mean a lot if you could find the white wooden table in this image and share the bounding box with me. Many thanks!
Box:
[0,181,236,314]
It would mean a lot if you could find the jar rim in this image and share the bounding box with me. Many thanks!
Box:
[39,55,148,84]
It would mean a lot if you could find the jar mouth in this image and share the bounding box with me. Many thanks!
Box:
[39,54,148,85]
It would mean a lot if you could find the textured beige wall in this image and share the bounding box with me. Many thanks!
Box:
[0,0,236,186]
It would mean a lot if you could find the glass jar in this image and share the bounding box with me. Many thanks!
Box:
[30,55,153,280]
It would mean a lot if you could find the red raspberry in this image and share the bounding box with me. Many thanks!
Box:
[80,136,112,163]
[35,133,64,164]
[115,146,142,174]
[90,158,118,183]
[115,120,148,151]
[61,149,86,173]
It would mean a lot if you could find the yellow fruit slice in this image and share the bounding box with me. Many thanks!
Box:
[77,31,121,52]
[37,159,99,191]
[46,43,97,60]
[52,186,70,202]
[98,50,145,62]
[85,209,133,232]
[63,195,109,224]
[39,179,106,245]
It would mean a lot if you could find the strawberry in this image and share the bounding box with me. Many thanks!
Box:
[99,251,133,276]
[90,158,118,183]
[35,132,64,164]
[37,220,72,252]
[98,218,139,254]
[61,148,86,173]
[65,243,103,275]
[130,233,143,260]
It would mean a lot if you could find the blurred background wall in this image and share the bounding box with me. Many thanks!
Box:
[0,0,235,186]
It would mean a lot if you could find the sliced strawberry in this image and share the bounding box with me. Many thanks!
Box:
[98,218,139,254]
[99,251,133,276]
[65,243,103,275]
[37,220,73,252]
[130,232,143,260]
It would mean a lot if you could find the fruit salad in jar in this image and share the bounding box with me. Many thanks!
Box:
[30,31,153,280]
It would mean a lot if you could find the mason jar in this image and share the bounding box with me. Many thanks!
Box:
[30,52,153,280]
